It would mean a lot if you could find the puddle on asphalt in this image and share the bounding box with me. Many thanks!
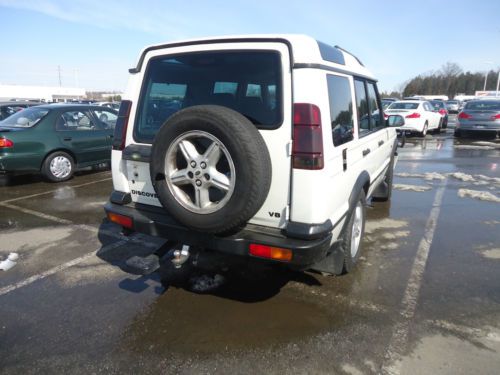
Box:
[119,285,340,355]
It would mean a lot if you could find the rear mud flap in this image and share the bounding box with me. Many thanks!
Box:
[309,242,344,275]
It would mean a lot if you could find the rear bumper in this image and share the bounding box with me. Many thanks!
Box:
[104,200,333,268]
[456,122,500,132]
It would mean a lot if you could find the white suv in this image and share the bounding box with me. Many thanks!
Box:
[104,35,402,275]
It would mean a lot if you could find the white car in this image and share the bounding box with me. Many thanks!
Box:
[386,100,442,137]
[104,34,403,277]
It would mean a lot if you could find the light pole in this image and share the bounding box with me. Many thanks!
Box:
[483,61,494,92]
[496,69,500,97]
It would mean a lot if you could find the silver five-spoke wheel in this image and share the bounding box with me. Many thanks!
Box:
[164,130,236,214]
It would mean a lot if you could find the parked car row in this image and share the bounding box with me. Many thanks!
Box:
[0,104,118,181]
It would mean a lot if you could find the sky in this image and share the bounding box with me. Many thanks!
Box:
[1,0,500,93]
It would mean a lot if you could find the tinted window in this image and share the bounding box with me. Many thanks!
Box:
[388,102,419,110]
[465,101,500,111]
[317,41,345,65]
[92,109,118,129]
[56,111,95,131]
[1,107,49,128]
[367,82,383,129]
[354,79,370,134]
[327,75,354,146]
[135,51,283,143]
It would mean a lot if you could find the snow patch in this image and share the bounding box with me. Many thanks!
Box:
[479,248,500,260]
[381,231,411,240]
[394,184,432,192]
[455,145,495,150]
[458,189,500,203]
[365,219,408,234]
[396,172,446,181]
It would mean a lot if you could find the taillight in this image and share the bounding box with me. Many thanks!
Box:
[491,114,500,120]
[405,112,421,119]
[439,109,447,116]
[249,244,293,262]
[112,100,132,151]
[107,212,133,229]
[0,138,14,148]
[292,103,324,170]
[383,112,389,120]
[458,112,471,120]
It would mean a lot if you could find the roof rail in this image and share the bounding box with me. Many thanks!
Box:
[334,45,364,67]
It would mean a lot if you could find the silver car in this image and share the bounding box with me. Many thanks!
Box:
[455,100,500,138]
[446,100,460,114]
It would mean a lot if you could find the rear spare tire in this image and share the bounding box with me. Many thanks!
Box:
[150,105,272,234]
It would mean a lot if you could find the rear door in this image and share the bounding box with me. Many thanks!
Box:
[56,110,112,164]
[126,42,292,228]
[352,79,390,191]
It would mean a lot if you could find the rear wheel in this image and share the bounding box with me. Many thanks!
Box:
[41,151,75,182]
[419,122,428,138]
[341,190,366,273]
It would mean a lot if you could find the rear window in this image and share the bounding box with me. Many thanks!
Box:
[430,101,445,109]
[388,102,420,110]
[134,50,283,143]
[465,101,500,111]
[0,107,49,128]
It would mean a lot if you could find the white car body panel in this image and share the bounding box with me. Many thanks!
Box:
[111,34,396,245]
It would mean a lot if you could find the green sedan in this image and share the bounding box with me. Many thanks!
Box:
[0,104,118,182]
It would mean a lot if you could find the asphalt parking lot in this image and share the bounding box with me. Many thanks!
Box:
[1,116,499,374]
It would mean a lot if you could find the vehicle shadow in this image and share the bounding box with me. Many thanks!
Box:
[96,219,322,303]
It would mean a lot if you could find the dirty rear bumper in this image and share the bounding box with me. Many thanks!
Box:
[104,201,332,268]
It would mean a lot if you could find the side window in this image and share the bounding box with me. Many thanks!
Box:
[214,82,238,95]
[327,75,354,146]
[246,84,262,98]
[354,79,370,135]
[57,111,95,131]
[93,110,118,129]
[367,82,383,129]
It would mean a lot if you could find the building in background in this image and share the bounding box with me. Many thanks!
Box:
[0,84,86,102]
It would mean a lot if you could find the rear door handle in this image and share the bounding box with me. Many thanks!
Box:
[63,137,72,141]
[362,148,371,157]
[378,140,384,146]
[107,134,114,139]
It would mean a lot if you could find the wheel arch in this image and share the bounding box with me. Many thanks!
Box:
[349,171,370,213]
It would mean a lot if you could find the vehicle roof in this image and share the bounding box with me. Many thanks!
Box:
[396,100,425,103]
[0,101,38,106]
[34,103,118,111]
[131,34,375,80]
[467,99,500,103]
